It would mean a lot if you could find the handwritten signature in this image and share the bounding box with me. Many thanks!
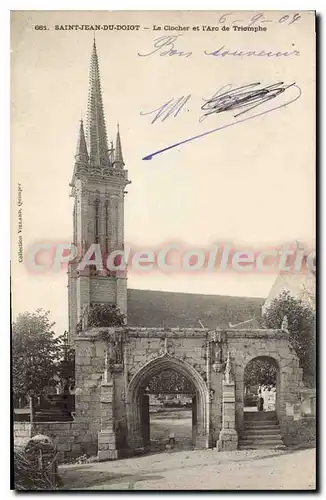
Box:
[200,82,296,119]
[141,81,301,160]
[140,95,192,124]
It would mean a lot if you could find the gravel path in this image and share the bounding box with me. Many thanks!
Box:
[59,447,316,490]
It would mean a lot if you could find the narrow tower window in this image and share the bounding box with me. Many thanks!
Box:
[105,199,109,255]
[73,203,77,245]
[95,199,100,244]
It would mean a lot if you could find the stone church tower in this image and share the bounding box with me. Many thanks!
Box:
[68,40,130,342]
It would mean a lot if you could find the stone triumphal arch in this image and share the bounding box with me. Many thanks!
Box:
[73,325,304,460]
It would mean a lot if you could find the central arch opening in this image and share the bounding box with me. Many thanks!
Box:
[127,356,209,452]
[141,368,195,452]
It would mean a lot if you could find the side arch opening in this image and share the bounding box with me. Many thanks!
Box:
[243,355,280,422]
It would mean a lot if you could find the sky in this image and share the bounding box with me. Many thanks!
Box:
[11,11,315,334]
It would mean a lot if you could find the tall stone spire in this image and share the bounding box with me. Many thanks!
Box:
[87,39,110,168]
[113,123,125,168]
[75,119,89,164]
[68,40,130,344]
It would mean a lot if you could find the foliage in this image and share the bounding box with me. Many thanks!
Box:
[56,344,75,392]
[263,290,316,387]
[87,303,125,328]
[244,358,277,388]
[12,310,62,397]
[14,438,60,490]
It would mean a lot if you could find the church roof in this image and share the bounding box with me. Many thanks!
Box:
[127,289,264,328]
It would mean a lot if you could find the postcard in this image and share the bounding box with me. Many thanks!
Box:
[11,10,316,491]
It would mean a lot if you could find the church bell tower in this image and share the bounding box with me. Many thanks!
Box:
[68,40,130,341]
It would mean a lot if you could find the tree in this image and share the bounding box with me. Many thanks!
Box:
[56,332,75,393]
[87,303,125,328]
[244,358,277,389]
[12,310,62,397]
[263,290,316,387]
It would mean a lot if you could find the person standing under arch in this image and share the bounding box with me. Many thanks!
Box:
[257,390,264,412]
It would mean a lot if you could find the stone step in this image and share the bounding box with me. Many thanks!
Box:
[242,425,281,432]
[244,411,277,421]
[239,438,284,445]
[238,443,286,450]
[244,420,278,427]
[242,428,281,436]
[244,418,278,423]
[239,431,282,439]
[238,436,285,449]
[240,434,283,442]
[240,413,284,449]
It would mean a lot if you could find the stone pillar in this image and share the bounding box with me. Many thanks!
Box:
[116,278,127,318]
[97,338,126,461]
[217,380,238,451]
[210,330,225,445]
[206,339,213,448]
[97,379,119,461]
[127,417,144,451]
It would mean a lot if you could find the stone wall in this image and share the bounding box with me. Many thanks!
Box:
[90,277,116,303]
[282,416,316,447]
[14,422,32,439]
[126,329,207,379]
[68,272,77,339]
[116,278,127,318]
[33,422,84,462]
[14,421,91,463]
[74,337,106,452]
[281,387,316,447]
[300,388,316,416]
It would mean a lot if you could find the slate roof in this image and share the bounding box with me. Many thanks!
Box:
[127,289,264,329]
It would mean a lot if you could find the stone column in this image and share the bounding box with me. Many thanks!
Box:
[206,339,212,448]
[217,352,238,451]
[216,381,238,451]
[97,348,119,461]
[97,379,119,461]
[210,330,224,445]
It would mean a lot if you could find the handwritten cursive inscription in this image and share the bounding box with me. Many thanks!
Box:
[138,35,300,59]
[138,36,192,58]
[204,45,300,58]
[200,82,296,120]
[141,82,301,160]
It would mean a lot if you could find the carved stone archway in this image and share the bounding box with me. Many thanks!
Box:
[126,354,209,450]
[142,368,196,395]
[230,338,304,433]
